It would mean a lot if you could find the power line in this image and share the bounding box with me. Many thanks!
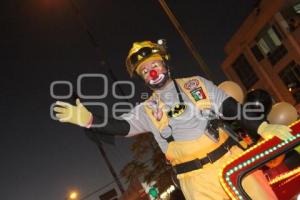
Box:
[158,0,215,81]
[67,0,125,193]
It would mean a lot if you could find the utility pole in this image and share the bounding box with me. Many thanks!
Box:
[68,0,125,193]
[96,140,125,193]
[158,0,215,81]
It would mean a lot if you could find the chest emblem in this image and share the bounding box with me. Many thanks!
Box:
[167,103,187,118]
[190,87,206,101]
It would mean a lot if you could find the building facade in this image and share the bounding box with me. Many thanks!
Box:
[222,0,300,112]
[118,178,150,200]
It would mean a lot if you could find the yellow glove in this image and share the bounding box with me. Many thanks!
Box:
[54,99,92,127]
[295,145,300,154]
[257,121,293,140]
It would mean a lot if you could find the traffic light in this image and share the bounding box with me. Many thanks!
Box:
[148,187,159,198]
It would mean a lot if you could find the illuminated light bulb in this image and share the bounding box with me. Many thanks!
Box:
[69,191,78,200]
[157,39,164,45]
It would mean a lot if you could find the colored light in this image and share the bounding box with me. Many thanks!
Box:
[219,122,300,200]
[269,166,300,184]
[149,187,158,198]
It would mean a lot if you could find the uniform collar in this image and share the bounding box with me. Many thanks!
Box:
[154,79,174,94]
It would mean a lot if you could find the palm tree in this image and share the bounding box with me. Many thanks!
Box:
[121,133,177,196]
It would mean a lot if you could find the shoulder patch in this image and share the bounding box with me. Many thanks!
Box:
[184,79,199,90]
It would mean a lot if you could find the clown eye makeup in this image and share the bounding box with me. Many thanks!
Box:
[142,68,149,75]
[142,63,158,75]
[152,62,160,68]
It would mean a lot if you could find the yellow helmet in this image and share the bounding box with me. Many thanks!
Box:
[126,40,169,77]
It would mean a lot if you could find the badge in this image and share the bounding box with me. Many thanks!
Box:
[152,108,163,121]
[184,79,199,90]
[167,103,187,118]
[190,87,206,101]
[147,95,163,121]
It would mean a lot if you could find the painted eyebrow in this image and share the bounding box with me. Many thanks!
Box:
[151,61,162,65]
[141,60,161,71]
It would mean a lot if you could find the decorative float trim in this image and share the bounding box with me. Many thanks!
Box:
[219,119,300,200]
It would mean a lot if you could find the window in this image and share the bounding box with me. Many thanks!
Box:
[232,54,258,89]
[294,2,300,13]
[256,25,287,65]
[251,44,264,61]
[281,0,300,32]
[257,26,282,54]
[268,44,288,65]
[279,61,300,103]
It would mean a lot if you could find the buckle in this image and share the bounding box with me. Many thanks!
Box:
[224,145,232,155]
[207,154,213,164]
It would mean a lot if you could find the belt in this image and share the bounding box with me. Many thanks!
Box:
[174,138,236,175]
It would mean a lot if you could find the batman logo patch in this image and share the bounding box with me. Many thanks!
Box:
[167,104,187,118]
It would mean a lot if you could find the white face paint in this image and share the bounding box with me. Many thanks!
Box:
[137,58,170,90]
[149,73,165,85]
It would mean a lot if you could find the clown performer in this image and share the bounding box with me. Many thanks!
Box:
[53,40,293,200]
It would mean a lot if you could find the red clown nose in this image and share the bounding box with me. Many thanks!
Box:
[150,70,158,79]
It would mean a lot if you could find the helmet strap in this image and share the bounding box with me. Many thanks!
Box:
[162,57,172,79]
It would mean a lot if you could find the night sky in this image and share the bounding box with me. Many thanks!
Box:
[1,1,255,199]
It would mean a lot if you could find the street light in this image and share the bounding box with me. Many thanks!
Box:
[69,192,78,199]
[65,191,79,200]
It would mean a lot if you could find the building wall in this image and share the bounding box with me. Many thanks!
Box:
[222,0,300,112]
[119,178,150,200]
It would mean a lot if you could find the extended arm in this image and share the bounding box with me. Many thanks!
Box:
[199,76,292,142]
[220,97,292,141]
[86,114,130,136]
[54,99,148,137]
[220,97,263,142]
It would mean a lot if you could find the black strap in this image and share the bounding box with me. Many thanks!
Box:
[159,125,175,143]
[174,138,236,175]
[157,80,182,143]
[173,79,184,104]
[165,135,175,143]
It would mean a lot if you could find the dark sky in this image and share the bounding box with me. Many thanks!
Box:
[1,1,255,199]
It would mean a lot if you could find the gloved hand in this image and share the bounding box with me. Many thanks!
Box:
[54,99,92,127]
[257,121,293,140]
